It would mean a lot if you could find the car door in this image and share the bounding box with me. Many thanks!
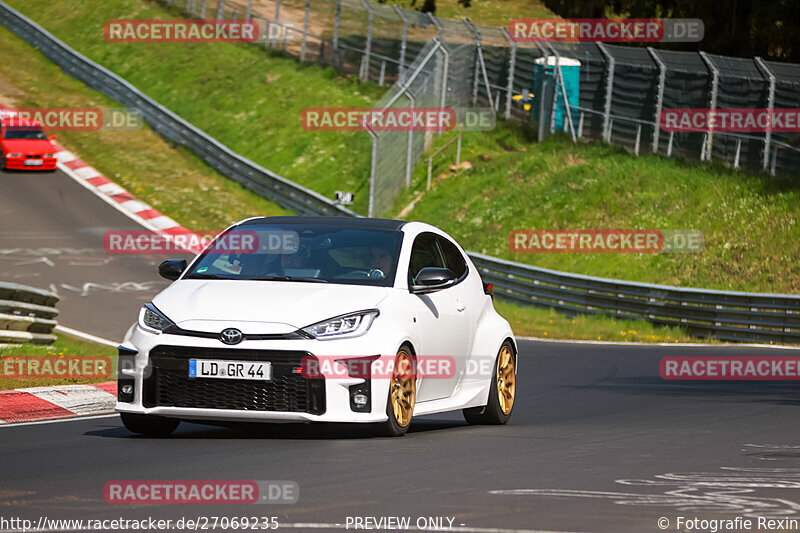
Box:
[408,232,471,402]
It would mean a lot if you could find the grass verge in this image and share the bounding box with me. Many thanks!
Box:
[0,335,117,390]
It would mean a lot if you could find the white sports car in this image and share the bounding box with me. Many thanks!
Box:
[116,216,517,436]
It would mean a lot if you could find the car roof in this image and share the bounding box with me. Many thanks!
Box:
[239,216,407,231]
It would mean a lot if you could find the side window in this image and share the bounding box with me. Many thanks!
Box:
[408,233,445,282]
[437,236,468,279]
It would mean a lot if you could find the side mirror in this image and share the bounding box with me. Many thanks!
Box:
[410,267,457,294]
[158,259,187,281]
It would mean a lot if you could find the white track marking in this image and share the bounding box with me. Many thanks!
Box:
[54,325,118,347]
[24,385,115,416]
[0,413,118,428]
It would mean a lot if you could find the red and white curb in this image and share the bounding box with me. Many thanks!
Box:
[52,141,199,246]
[0,382,116,424]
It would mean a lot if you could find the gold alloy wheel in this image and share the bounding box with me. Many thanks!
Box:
[390,350,416,427]
[496,345,516,415]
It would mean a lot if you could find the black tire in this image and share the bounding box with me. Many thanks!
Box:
[377,347,416,437]
[463,340,516,425]
[120,412,180,437]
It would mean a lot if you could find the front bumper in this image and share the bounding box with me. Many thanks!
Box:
[3,156,57,170]
[116,324,398,424]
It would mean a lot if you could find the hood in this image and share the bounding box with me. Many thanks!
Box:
[152,279,389,333]
[1,138,53,154]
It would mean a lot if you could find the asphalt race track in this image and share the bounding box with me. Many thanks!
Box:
[4,168,800,533]
[0,168,189,340]
[3,341,800,532]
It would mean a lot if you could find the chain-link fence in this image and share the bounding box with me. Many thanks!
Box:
[167,0,800,216]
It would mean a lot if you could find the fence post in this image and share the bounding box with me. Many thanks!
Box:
[500,28,517,120]
[634,123,642,156]
[271,0,281,47]
[393,6,408,83]
[358,0,374,81]
[648,47,666,154]
[216,0,225,19]
[245,0,252,19]
[438,39,450,124]
[301,0,310,61]
[200,0,207,17]
[699,51,718,162]
[331,0,341,67]
[596,43,615,143]
[405,92,415,187]
[463,19,493,108]
[667,130,674,156]
[754,57,776,171]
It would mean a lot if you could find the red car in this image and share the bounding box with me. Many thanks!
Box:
[0,113,58,171]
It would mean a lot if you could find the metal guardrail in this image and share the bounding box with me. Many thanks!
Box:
[0,2,354,219]
[3,1,799,344]
[0,283,59,345]
[469,253,800,344]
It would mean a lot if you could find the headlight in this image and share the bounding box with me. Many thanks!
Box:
[301,310,379,340]
[5,153,22,157]
[138,303,175,333]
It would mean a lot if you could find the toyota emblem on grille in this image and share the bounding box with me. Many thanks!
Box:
[220,328,243,345]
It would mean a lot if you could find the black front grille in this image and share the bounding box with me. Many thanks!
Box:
[143,346,325,415]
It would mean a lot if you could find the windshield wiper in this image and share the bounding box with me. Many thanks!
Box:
[248,276,328,283]
[184,273,231,279]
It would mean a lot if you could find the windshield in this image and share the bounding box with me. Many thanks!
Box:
[184,223,403,287]
[3,127,48,140]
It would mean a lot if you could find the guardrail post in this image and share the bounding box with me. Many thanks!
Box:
[272,0,281,48]
[393,6,408,83]
[699,51,718,162]
[359,0,374,81]
[734,138,742,168]
[771,145,778,176]
[301,0,310,61]
[755,57,776,171]
[501,27,516,120]
[648,47,666,153]
[596,43,615,143]
[634,123,642,156]
[667,130,674,156]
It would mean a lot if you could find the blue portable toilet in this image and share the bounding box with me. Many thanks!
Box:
[532,56,581,132]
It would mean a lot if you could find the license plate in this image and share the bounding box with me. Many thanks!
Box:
[24,159,43,166]
[188,359,271,381]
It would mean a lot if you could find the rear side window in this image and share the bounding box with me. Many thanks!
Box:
[437,236,468,279]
